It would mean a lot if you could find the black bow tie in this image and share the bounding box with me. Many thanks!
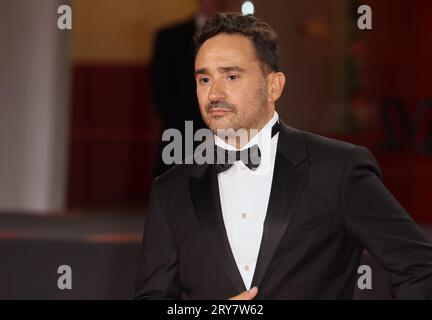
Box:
[214,121,280,174]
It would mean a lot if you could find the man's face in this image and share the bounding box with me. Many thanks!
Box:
[195,33,273,133]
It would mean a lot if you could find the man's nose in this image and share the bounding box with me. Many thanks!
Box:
[208,80,226,102]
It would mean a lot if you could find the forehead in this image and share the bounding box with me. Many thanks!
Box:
[195,33,259,70]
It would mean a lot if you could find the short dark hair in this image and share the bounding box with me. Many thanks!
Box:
[194,13,281,74]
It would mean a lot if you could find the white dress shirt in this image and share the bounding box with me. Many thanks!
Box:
[215,111,279,289]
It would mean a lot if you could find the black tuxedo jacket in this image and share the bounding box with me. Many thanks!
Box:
[135,122,432,299]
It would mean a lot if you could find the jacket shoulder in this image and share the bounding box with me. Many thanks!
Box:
[300,129,380,175]
[302,130,356,155]
[152,162,199,192]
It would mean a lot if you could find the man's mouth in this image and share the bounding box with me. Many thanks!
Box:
[208,108,232,116]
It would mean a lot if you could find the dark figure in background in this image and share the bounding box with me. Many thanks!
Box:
[150,0,233,176]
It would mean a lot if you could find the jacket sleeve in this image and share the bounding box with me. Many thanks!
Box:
[134,179,181,300]
[342,146,432,299]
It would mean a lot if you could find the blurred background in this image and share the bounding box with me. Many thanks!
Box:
[0,0,431,299]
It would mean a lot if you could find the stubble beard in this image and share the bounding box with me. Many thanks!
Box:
[203,79,270,135]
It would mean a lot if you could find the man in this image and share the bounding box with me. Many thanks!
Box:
[150,0,233,176]
[135,13,432,299]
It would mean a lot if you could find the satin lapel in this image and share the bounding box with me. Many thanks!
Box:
[251,122,310,288]
[189,164,247,293]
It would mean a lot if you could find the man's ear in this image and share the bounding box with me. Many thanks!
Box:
[267,72,286,102]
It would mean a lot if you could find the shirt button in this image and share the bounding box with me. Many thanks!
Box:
[244,265,250,272]
[241,213,247,219]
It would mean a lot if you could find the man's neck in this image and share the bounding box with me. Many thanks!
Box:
[221,111,276,149]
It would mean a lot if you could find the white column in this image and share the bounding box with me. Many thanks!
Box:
[0,0,71,212]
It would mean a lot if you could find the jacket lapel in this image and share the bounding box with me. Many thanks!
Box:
[250,122,310,289]
[190,163,247,293]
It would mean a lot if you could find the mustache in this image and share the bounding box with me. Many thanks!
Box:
[205,101,236,112]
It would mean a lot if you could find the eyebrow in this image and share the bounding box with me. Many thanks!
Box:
[195,66,246,76]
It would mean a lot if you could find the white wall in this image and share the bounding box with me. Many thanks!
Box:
[0,0,71,212]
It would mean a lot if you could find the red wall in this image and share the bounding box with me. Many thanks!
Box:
[67,65,160,210]
[364,0,432,110]
[349,0,432,223]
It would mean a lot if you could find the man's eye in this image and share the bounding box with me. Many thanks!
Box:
[228,75,238,80]
[199,77,210,84]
